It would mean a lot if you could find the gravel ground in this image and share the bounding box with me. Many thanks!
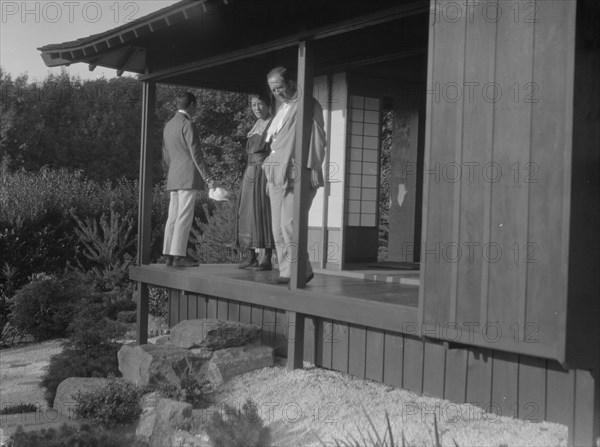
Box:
[0,342,567,447]
[0,340,63,411]
[206,359,568,447]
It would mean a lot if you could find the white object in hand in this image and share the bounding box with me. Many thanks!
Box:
[209,187,229,201]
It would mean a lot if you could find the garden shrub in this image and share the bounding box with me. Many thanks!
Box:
[105,293,137,320]
[0,403,38,415]
[71,206,136,293]
[116,310,137,323]
[41,302,126,406]
[189,200,241,264]
[8,423,131,447]
[205,399,271,447]
[146,368,211,409]
[75,378,143,428]
[8,274,92,340]
[0,167,169,293]
[0,263,18,331]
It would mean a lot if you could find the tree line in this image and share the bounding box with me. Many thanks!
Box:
[0,67,255,191]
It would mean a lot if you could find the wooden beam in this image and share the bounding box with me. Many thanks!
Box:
[320,73,332,269]
[286,311,305,370]
[136,282,149,345]
[116,47,138,78]
[137,81,155,265]
[136,81,156,345]
[129,264,420,336]
[325,47,427,72]
[139,2,427,82]
[291,40,314,290]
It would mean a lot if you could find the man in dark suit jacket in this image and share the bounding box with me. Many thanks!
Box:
[162,92,212,267]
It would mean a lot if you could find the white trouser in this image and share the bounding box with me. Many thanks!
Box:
[163,190,197,257]
[268,183,315,278]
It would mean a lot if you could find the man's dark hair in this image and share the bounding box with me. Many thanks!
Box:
[176,92,197,110]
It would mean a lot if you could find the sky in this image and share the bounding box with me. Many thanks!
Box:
[1,0,176,81]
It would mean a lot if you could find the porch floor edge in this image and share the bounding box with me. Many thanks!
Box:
[130,263,419,334]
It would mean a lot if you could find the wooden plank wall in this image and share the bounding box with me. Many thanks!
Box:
[167,290,597,445]
[420,0,578,361]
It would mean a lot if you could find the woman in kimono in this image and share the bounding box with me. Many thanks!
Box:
[235,93,275,270]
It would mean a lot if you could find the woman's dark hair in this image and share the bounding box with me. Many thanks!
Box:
[175,92,197,110]
[249,92,271,105]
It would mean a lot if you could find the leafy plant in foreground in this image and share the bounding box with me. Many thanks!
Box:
[7,423,130,447]
[75,379,143,428]
[205,399,271,447]
[322,411,456,447]
[40,302,125,406]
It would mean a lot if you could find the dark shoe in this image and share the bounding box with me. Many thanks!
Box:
[253,262,272,271]
[165,255,174,266]
[239,259,258,269]
[173,256,199,267]
[306,273,314,284]
[272,276,290,284]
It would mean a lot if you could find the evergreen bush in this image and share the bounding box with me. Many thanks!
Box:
[0,163,168,298]
[71,206,136,292]
[7,423,131,447]
[146,368,211,409]
[8,274,91,341]
[41,301,126,406]
[75,379,143,428]
[0,263,18,331]
[116,310,137,323]
[189,200,241,264]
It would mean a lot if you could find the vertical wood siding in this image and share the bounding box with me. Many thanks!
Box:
[167,290,597,444]
[420,0,577,361]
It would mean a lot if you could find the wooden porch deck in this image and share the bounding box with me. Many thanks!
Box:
[129,264,419,334]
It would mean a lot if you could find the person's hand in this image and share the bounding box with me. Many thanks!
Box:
[310,169,320,189]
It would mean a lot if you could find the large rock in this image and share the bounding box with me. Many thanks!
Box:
[207,344,274,385]
[136,392,161,444]
[148,399,193,447]
[170,319,261,350]
[154,335,171,345]
[118,343,212,389]
[53,377,110,417]
[136,409,158,444]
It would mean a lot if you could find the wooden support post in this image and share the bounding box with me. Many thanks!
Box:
[291,40,315,290]
[286,311,305,370]
[320,74,333,269]
[136,283,149,345]
[136,80,156,345]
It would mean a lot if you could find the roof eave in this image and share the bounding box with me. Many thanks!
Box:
[37,0,205,69]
